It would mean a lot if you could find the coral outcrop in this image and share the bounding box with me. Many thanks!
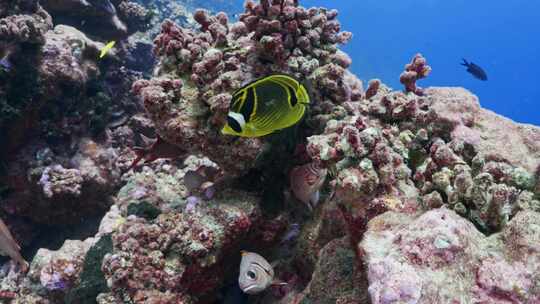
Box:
[98,165,262,303]
[133,0,357,177]
[361,208,540,303]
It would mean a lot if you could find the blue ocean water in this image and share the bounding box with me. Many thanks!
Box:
[219,0,540,126]
[303,0,540,126]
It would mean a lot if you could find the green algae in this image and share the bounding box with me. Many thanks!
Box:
[65,234,113,304]
[127,201,161,220]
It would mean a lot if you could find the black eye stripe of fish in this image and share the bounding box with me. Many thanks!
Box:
[288,86,298,107]
[240,87,257,123]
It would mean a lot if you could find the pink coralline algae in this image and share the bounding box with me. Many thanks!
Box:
[133,0,359,177]
[361,208,540,304]
[365,78,381,100]
[399,53,431,96]
[0,3,52,45]
[98,165,262,303]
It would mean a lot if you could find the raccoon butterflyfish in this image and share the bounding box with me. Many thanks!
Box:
[99,41,116,59]
[221,74,310,137]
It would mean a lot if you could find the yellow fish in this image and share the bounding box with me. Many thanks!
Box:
[99,41,116,58]
[221,74,310,137]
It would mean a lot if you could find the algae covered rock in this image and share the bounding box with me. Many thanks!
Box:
[360,208,540,304]
[297,237,367,304]
[65,234,113,304]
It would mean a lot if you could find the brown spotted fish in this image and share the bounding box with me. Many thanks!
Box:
[238,251,275,295]
[289,162,327,210]
[0,218,28,272]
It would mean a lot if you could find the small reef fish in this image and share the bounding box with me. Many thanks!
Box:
[0,218,28,272]
[280,223,300,244]
[127,134,185,171]
[461,58,487,81]
[99,41,116,59]
[222,74,310,137]
[238,251,276,295]
[289,162,328,211]
[0,56,11,72]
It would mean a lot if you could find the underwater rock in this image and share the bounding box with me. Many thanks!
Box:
[0,238,95,302]
[297,237,367,304]
[100,164,263,303]
[361,208,540,304]
[425,87,540,174]
[0,138,120,225]
[65,234,113,304]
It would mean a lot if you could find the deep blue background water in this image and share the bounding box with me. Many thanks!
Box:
[204,0,540,126]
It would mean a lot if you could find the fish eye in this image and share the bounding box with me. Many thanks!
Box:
[247,270,256,279]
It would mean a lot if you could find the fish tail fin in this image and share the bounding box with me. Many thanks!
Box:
[126,147,146,171]
[461,58,469,66]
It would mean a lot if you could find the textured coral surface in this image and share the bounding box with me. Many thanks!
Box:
[362,208,540,304]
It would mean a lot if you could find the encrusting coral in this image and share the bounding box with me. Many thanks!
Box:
[361,208,540,303]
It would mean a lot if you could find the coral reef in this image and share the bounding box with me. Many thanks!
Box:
[1,138,120,225]
[361,208,540,303]
[0,0,539,303]
[99,166,262,303]
[0,0,150,292]
[133,0,357,177]
[307,84,540,236]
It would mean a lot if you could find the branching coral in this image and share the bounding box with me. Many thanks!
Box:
[133,0,359,177]
[399,53,431,96]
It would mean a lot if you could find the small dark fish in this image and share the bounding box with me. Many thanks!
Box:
[461,58,488,81]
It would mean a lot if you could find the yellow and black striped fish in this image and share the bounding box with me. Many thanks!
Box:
[221,74,310,137]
